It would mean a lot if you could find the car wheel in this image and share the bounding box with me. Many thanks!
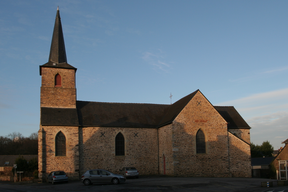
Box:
[112,178,119,185]
[83,179,91,186]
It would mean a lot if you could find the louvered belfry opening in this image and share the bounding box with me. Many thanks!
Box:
[196,129,206,154]
[115,133,125,156]
[55,131,66,156]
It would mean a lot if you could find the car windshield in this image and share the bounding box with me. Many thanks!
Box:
[54,171,66,175]
[126,167,136,170]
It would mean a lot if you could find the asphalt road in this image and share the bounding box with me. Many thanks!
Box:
[0,177,287,192]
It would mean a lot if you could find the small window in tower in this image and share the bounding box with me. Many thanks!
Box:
[55,74,61,87]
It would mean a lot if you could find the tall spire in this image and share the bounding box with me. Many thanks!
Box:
[49,7,67,64]
[40,7,76,75]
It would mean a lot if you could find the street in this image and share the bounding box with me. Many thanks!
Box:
[0,177,287,192]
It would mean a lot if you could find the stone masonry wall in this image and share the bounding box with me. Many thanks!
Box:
[38,128,45,181]
[158,124,174,175]
[40,67,76,108]
[80,127,158,176]
[229,129,250,144]
[172,91,231,177]
[41,67,75,88]
[38,126,79,180]
[228,132,251,177]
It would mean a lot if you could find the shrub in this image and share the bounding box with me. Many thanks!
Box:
[15,156,28,172]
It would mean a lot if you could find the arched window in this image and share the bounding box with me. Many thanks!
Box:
[55,131,66,156]
[196,129,206,154]
[115,133,125,156]
[55,74,61,87]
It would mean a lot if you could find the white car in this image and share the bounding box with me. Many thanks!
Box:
[120,167,139,178]
[81,169,126,185]
[47,171,68,184]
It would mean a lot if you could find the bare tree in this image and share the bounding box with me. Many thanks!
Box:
[8,132,23,141]
[29,132,38,140]
[0,132,37,155]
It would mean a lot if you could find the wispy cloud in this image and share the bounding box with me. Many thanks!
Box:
[37,36,50,41]
[217,88,288,112]
[262,66,288,74]
[230,66,288,83]
[78,69,105,85]
[0,26,24,33]
[142,50,171,73]
[217,88,288,148]
[126,28,141,35]
[248,111,288,149]
[105,27,118,36]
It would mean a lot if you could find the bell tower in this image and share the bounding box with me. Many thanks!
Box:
[39,7,77,109]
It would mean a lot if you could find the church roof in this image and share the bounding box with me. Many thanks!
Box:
[41,108,79,126]
[76,101,169,128]
[157,90,198,127]
[40,8,76,75]
[40,90,250,129]
[214,106,250,129]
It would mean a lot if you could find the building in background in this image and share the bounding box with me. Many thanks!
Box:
[272,139,288,180]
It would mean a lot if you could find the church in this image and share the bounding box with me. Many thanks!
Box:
[38,9,252,181]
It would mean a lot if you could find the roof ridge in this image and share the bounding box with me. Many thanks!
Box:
[76,100,169,106]
[157,90,199,127]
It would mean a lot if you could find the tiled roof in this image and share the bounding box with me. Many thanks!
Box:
[77,101,168,128]
[41,108,79,126]
[40,90,250,129]
[40,90,198,128]
[214,106,251,129]
[157,90,198,127]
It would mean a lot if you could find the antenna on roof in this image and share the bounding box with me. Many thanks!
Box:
[170,93,173,105]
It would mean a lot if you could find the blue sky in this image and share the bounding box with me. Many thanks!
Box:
[0,0,287,149]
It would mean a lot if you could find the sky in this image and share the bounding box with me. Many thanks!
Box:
[0,0,287,149]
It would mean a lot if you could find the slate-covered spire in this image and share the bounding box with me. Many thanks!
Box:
[49,7,67,64]
[40,7,76,75]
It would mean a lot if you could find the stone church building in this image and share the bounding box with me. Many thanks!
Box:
[38,9,251,180]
